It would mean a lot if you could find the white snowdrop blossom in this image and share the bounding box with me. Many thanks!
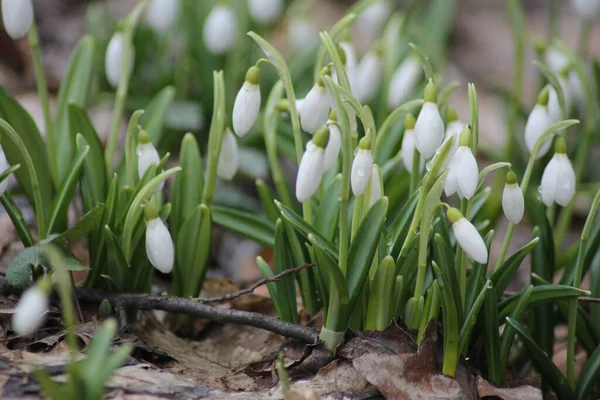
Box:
[525,88,552,158]
[1,0,33,40]
[296,128,328,202]
[203,4,236,54]
[355,49,383,103]
[444,129,478,200]
[217,128,239,181]
[145,204,174,274]
[414,81,444,159]
[137,131,165,192]
[146,0,180,32]
[400,113,424,174]
[105,31,134,88]
[539,138,576,207]
[300,81,330,133]
[548,77,573,124]
[351,137,374,196]
[288,17,318,52]
[0,144,10,196]
[502,171,524,224]
[369,164,382,206]
[357,0,391,41]
[572,0,600,20]
[447,208,488,264]
[324,117,342,171]
[545,46,569,75]
[388,57,422,109]
[336,41,358,92]
[444,107,466,142]
[248,0,283,25]
[232,66,261,137]
[12,285,49,335]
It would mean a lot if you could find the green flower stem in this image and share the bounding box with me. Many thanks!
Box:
[0,119,46,239]
[409,149,420,195]
[456,198,473,307]
[506,0,525,162]
[28,24,57,187]
[578,21,592,57]
[567,188,600,387]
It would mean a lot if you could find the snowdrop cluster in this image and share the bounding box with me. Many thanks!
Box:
[1,0,33,40]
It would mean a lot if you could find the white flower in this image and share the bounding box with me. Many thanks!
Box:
[288,17,318,52]
[548,77,573,124]
[448,208,488,264]
[12,286,48,335]
[568,69,585,110]
[545,46,569,75]
[248,0,283,25]
[324,120,342,171]
[296,141,325,202]
[502,173,524,224]
[1,0,33,40]
[300,82,330,133]
[351,139,374,196]
[444,146,479,200]
[217,128,239,181]
[572,0,600,20]
[388,58,421,109]
[0,144,10,196]
[145,215,174,274]
[137,137,160,180]
[369,164,382,206]
[445,120,466,142]
[203,5,236,54]
[539,139,576,207]
[401,114,424,174]
[232,66,261,137]
[335,42,358,92]
[357,0,391,41]
[414,82,444,159]
[146,0,180,32]
[525,100,552,159]
[355,50,383,103]
[105,32,134,88]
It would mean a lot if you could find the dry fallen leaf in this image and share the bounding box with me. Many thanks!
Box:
[476,376,542,400]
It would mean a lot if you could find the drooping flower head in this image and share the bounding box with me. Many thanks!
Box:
[296,127,329,202]
[414,80,444,159]
[288,17,318,52]
[300,70,331,134]
[444,126,478,200]
[324,110,342,171]
[217,128,239,181]
[233,65,261,137]
[355,45,383,104]
[502,170,524,224]
[105,30,135,88]
[12,278,51,336]
[137,130,160,179]
[146,0,180,32]
[144,202,174,274]
[388,57,422,109]
[248,0,283,25]
[2,0,33,40]
[444,106,466,143]
[447,207,488,264]
[547,69,573,124]
[539,136,576,207]
[525,87,552,159]
[357,0,391,41]
[351,135,374,196]
[203,3,236,54]
[401,113,424,174]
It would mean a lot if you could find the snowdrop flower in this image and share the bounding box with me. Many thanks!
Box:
[146,0,180,32]
[105,31,134,88]
[548,74,573,124]
[288,17,318,52]
[525,87,553,158]
[355,47,383,103]
[357,0,391,41]
[388,57,422,109]
[414,80,444,159]
[300,77,331,133]
[539,137,576,207]
[444,107,466,142]
[296,127,328,202]
[336,41,358,92]
[248,0,283,25]
[217,128,239,180]
[545,45,569,75]
[144,203,174,273]
[0,144,10,196]
[1,0,33,40]
[401,113,424,174]
[444,127,478,200]
[351,136,374,196]
[502,171,524,224]
[12,280,50,335]
[233,66,261,137]
[572,0,600,20]
[203,4,236,54]
[447,207,488,264]
[137,130,165,191]
[324,111,342,171]
[369,164,383,206]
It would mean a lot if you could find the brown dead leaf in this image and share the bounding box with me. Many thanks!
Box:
[476,376,542,400]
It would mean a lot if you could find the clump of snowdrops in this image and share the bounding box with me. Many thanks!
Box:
[3,0,600,399]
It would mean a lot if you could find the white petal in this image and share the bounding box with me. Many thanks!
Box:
[369,164,382,206]
[288,18,318,52]
[0,145,10,196]
[12,286,48,335]
[296,141,325,202]
[146,0,180,32]
[300,84,330,133]
[232,82,261,137]
[2,0,33,40]
[427,134,458,177]
[456,147,479,200]
[355,51,383,103]
[338,42,358,93]
[572,0,600,20]
[545,46,569,74]
[203,5,236,54]
[137,142,161,179]
[452,218,488,264]
[388,58,422,109]
[554,154,576,207]
[146,218,174,273]
[105,32,135,88]
[444,150,462,197]
[217,129,239,180]
[324,122,342,171]
[351,148,373,196]
[502,183,525,224]
[524,104,552,158]
[356,0,391,40]
[401,129,424,174]
[414,102,444,159]
[248,0,283,24]
[445,120,466,142]
[548,78,572,124]
[539,155,560,206]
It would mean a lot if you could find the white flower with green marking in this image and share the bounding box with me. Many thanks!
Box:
[447,207,488,264]
[414,80,444,159]
[351,136,374,196]
[401,113,424,174]
[540,137,576,207]
[300,79,331,134]
[502,171,524,224]
[444,127,478,200]
[233,66,261,137]
[324,112,342,171]
[355,48,383,104]
[296,128,328,203]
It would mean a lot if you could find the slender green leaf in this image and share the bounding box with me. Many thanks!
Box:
[576,343,600,400]
[55,204,105,243]
[0,164,19,185]
[211,205,274,248]
[256,179,279,224]
[408,42,435,81]
[272,219,299,323]
[489,238,539,296]
[499,285,590,318]
[139,86,176,144]
[500,285,533,371]
[386,188,420,256]
[434,263,460,377]
[0,193,34,247]
[465,230,494,314]
[104,225,128,292]
[484,285,502,385]
[314,176,341,241]
[310,234,349,305]
[459,280,492,355]
[434,233,462,322]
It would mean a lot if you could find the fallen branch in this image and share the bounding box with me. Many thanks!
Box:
[196,264,315,304]
[76,288,319,343]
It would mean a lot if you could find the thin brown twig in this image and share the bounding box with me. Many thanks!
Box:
[195,264,315,304]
